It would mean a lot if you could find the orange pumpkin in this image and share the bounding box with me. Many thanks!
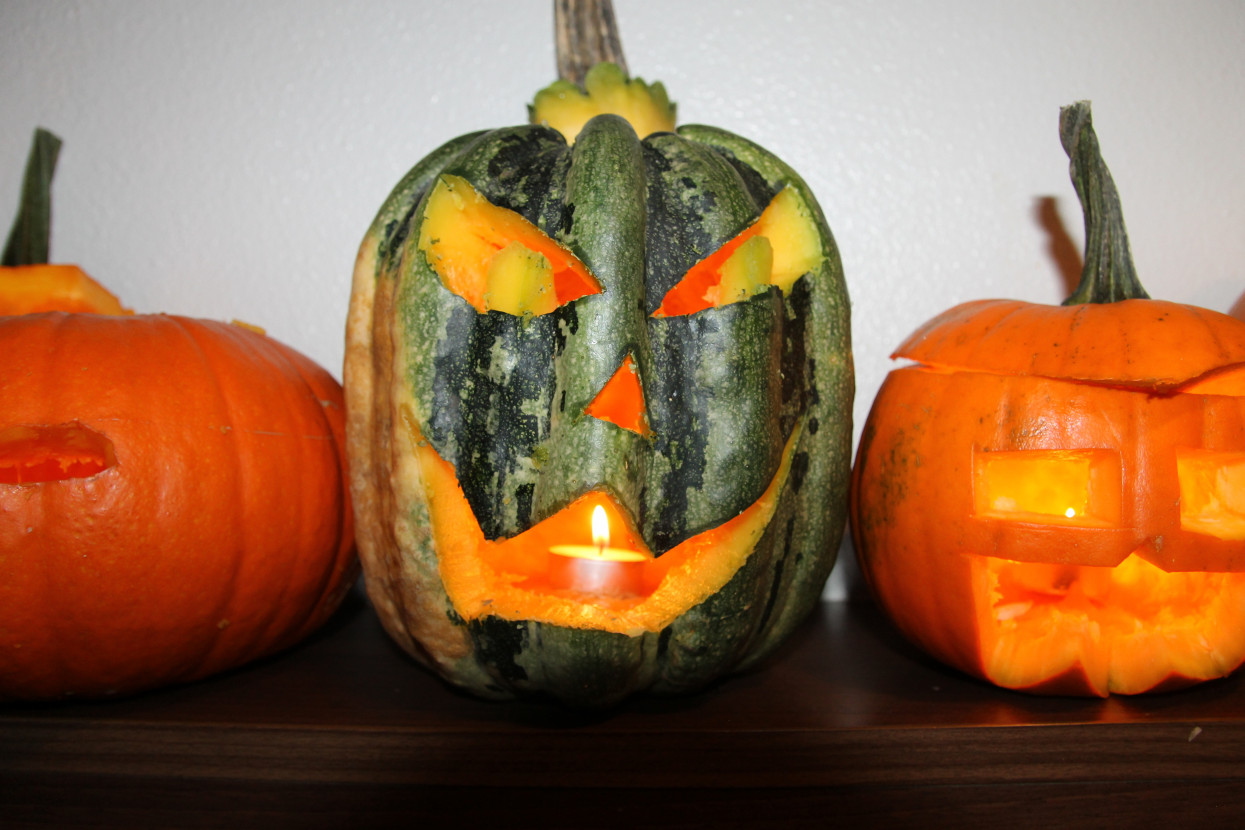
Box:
[851,102,1245,696]
[0,313,358,700]
[0,130,357,700]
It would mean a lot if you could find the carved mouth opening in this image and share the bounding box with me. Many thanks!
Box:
[976,554,1245,695]
[401,405,801,635]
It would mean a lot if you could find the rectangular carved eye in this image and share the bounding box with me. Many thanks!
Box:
[1177,449,1245,540]
[973,448,1121,527]
[418,175,601,316]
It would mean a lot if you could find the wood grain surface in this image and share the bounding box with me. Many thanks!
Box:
[3,582,1243,828]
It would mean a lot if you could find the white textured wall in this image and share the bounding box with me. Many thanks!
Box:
[4,1,1244,598]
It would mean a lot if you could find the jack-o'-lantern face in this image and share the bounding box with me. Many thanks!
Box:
[347,113,853,704]
[853,99,1245,698]
[400,167,821,634]
[852,298,1245,697]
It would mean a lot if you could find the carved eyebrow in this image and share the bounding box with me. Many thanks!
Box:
[418,175,601,316]
[652,186,823,318]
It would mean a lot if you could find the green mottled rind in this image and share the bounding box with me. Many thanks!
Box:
[348,114,853,706]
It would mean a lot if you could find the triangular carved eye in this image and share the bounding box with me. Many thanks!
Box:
[584,354,649,435]
[653,186,823,318]
[418,175,602,316]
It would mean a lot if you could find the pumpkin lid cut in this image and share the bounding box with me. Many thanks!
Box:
[894,298,1245,393]
[1,128,130,316]
[895,102,1245,395]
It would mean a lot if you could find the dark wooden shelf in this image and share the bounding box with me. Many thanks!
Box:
[3,581,1244,828]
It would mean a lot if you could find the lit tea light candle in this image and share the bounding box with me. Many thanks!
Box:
[548,504,648,596]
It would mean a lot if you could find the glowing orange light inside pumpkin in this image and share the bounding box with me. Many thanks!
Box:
[964,446,1245,694]
[592,504,610,548]
[405,405,803,633]
[418,175,601,315]
[652,186,821,318]
[1177,449,1245,541]
[973,448,1121,528]
[549,504,649,597]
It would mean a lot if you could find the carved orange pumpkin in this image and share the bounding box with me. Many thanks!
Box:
[0,130,358,701]
[0,313,359,700]
[851,102,1245,696]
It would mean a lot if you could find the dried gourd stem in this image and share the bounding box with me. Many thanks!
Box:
[1060,101,1149,305]
[2,127,62,267]
[555,0,627,86]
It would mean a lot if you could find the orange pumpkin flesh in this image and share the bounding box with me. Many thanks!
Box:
[583,354,649,436]
[0,422,117,483]
[653,186,819,317]
[419,174,601,314]
[0,313,357,700]
[853,297,1245,696]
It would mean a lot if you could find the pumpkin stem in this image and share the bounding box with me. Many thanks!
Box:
[554,0,628,85]
[2,127,62,268]
[1059,101,1149,305]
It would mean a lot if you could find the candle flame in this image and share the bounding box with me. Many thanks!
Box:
[591,504,610,549]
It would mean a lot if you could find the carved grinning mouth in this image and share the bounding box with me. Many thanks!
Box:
[974,549,1245,695]
[400,404,802,636]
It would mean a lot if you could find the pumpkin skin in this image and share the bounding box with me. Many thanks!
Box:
[0,313,358,701]
[346,114,853,706]
[852,100,1245,697]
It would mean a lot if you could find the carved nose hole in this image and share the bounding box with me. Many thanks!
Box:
[0,422,118,484]
[584,355,649,436]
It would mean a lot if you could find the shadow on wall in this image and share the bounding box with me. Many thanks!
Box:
[1037,193,1243,320]
[1229,292,1245,322]
[844,195,1088,605]
[1034,196,1083,298]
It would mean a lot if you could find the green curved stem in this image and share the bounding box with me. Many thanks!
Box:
[3,127,62,267]
[1060,101,1149,305]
